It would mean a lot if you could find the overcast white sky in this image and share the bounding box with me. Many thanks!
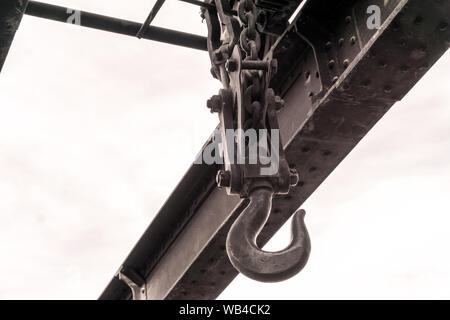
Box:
[0,0,449,300]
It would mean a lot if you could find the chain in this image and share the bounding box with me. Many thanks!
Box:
[238,0,265,130]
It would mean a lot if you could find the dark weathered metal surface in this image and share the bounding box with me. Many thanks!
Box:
[0,0,29,72]
[256,0,305,35]
[25,1,207,51]
[100,0,449,300]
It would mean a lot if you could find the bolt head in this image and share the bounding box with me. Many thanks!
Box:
[225,59,238,72]
[207,94,222,113]
[216,170,231,188]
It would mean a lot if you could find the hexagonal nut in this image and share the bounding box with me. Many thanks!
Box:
[207,94,222,113]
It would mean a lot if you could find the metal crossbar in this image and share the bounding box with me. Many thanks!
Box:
[137,0,214,38]
[24,1,207,51]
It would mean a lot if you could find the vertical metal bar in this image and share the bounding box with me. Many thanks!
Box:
[136,0,166,39]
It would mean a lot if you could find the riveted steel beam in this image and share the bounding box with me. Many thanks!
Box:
[100,0,449,300]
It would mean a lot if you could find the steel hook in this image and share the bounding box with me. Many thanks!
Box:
[226,187,311,282]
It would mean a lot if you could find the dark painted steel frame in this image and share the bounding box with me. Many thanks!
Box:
[100,0,449,300]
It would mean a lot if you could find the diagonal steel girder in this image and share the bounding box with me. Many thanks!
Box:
[96,0,447,299]
[100,0,450,300]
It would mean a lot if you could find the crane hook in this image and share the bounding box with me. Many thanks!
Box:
[226,187,311,282]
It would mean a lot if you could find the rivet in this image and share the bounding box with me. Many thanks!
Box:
[328,60,335,69]
[400,65,410,73]
[392,22,400,31]
[440,22,449,31]
[343,59,350,68]
[414,16,423,25]
[302,147,310,153]
[350,36,356,45]
[362,79,371,88]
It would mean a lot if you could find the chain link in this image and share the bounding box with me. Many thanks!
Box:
[238,0,266,130]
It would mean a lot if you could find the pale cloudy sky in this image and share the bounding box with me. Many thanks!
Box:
[0,1,449,300]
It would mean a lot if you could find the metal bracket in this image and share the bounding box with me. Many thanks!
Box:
[116,267,147,300]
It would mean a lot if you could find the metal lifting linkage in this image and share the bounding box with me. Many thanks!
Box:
[204,0,310,282]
